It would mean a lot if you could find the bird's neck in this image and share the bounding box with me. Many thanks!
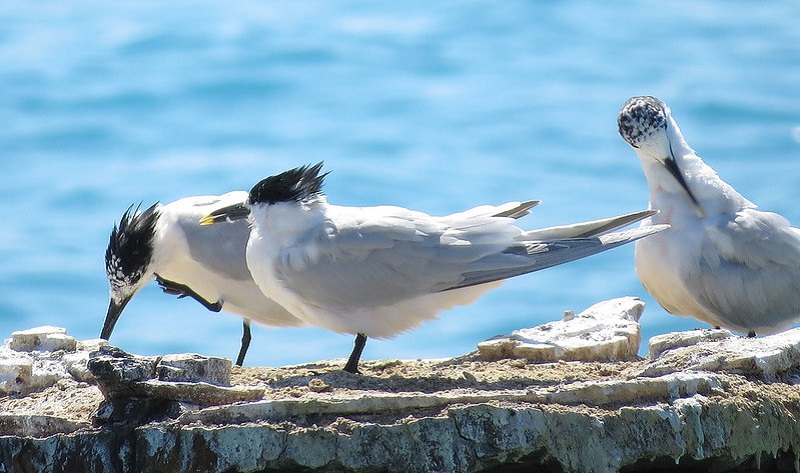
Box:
[147,216,180,275]
[640,144,752,222]
[253,199,328,243]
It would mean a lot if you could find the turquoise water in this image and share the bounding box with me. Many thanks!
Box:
[2,1,799,366]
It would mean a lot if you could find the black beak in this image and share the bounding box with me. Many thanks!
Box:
[101,297,131,340]
[199,203,250,226]
[664,143,700,207]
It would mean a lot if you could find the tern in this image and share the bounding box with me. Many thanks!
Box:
[201,163,667,373]
[618,95,800,336]
[103,192,547,366]
[102,192,308,365]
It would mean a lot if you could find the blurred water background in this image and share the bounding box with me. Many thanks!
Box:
[1,1,799,366]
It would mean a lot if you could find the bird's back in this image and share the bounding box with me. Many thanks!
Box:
[250,202,662,337]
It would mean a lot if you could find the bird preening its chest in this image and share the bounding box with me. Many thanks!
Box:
[619,95,800,337]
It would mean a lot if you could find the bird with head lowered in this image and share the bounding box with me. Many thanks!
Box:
[103,192,307,365]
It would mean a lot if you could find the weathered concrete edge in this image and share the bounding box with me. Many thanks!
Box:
[175,371,724,426]
[2,376,799,473]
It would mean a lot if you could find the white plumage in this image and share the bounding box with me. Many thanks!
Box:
[102,192,306,365]
[203,163,666,371]
[619,95,800,336]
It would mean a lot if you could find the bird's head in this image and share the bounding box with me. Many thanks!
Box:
[199,162,328,226]
[618,96,699,206]
[102,203,160,340]
[618,95,671,157]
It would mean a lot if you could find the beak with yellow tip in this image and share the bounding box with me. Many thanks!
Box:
[199,203,251,226]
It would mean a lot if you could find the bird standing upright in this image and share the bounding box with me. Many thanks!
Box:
[618,95,800,336]
[201,163,666,372]
[103,192,307,365]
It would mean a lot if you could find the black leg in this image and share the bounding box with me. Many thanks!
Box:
[747,330,756,338]
[154,274,222,312]
[235,320,252,367]
[343,333,368,374]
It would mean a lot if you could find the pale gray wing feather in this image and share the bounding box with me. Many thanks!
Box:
[275,207,529,309]
[685,208,800,330]
[450,224,668,290]
[275,205,666,310]
[170,193,254,282]
[484,200,540,219]
[523,210,657,239]
[460,200,541,220]
[438,200,540,222]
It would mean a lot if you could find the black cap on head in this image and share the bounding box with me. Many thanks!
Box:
[249,162,328,205]
[105,203,160,288]
[102,203,160,340]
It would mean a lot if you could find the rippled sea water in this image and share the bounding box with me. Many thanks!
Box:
[2,1,799,366]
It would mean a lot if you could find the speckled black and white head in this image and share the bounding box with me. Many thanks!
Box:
[102,203,160,339]
[617,96,669,149]
[248,162,328,206]
[618,96,699,206]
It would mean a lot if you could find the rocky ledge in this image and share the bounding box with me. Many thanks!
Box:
[2,298,800,473]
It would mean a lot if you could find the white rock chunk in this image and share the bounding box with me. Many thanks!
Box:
[0,327,108,393]
[63,339,109,383]
[648,329,732,359]
[477,297,644,362]
[63,352,95,383]
[9,326,77,352]
[0,345,70,394]
[78,338,109,352]
[0,356,33,393]
[640,327,800,378]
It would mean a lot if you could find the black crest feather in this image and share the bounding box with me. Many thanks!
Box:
[105,203,160,283]
[249,162,329,205]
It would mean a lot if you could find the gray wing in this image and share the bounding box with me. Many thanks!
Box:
[492,200,540,219]
[167,192,254,282]
[274,205,666,310]
[274,207,531,310]
[450,224,668,290]
[684,208,800,331]
[453,200,540,220]
[522,210,657,239]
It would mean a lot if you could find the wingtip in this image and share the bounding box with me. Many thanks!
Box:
[520,208,659,240]
[599,223,670,245]
[617,208,658,225]
[494,200,541,219]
